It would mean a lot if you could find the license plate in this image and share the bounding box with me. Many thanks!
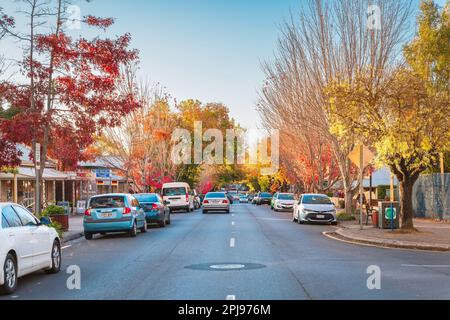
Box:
[212,200,220,204]
[316,214,325,219]
[101,212,114,218]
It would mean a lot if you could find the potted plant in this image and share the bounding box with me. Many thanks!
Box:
[42,205,69,232]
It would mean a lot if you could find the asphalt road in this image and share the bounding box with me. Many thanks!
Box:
[2,203,450,300]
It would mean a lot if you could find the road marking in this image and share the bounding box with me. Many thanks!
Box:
[62,245,72,250]
[226,295,236,300]
[232,214,235,217]
[232,221,235,226]
[401,264,450,268]
[230,238,235,248]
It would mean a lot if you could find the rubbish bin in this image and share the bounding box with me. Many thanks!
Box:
[372,210,379,227]
[378,202,400,229]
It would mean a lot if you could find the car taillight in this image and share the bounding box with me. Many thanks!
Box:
[84,209,91,217]
[223,200,229,204]
[123,207,132,215]
[152,203,159,210]
[186,193,189,202]
[203,200,209,204]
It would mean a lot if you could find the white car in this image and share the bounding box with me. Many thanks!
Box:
[1,203,61,295]
[162,182,195,213]
[272,193,296,212]
[293,194,338,225]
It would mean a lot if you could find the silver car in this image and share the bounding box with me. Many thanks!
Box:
[293,194,338,225]
[202,192,231,214]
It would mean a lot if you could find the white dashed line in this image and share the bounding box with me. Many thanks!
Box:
[230,238,235,248]
[232,221,235,226]
[226,295,236,300]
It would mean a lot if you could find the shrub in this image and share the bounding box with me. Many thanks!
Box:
[42,205,65,216]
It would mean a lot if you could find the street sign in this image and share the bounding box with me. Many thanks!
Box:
[348,145,375,169]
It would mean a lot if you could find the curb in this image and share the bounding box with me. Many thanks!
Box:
[324,228,450,252]
[62,231,84,244]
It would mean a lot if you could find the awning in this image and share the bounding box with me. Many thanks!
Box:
[0,167,68,181]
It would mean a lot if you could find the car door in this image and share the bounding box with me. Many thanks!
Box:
[1,206,34,274]
[13,205,50,269]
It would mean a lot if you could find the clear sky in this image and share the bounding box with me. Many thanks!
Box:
[1,0,447,129]
[72,0,303,130]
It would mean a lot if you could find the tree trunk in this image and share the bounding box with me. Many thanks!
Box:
[344,188,354,215]
[398,175,418,230]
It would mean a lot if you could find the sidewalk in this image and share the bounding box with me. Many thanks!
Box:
[62,215,84,244]
[326,219,450,252]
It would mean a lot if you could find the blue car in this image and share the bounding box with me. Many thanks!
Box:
[83,194,147,240]
[134,193,171,228]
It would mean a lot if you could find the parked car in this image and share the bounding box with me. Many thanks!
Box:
[162,182,195,213]
[134,193,171,228]
[270,193,279,209]
[239,194,249,203]
[83,194,147,240]
[226,192,234,204]
[202,192,231,214]
[271,193,296,212]
[256,192,273,205]
[293,194,337,225]
[1,203,61,295]
[248,194,254,202]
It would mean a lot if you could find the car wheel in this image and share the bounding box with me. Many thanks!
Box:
[331,221,338,226]
[203,210,208,214]
[159,218,166,228]
[85,232,93,240]
[226,209,230,214]
[0,253,18,295]
[141,221,148,233]
[45,240,61,274]
[130,221,138,237]
[298,218,305,225]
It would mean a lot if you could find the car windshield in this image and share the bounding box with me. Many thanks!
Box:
[261,193,272,198]
[206,193,226,199]
[163,187,187,196]
[302,195,332,205]
[278,194,294,200]
[90,196,125,209]
[239,194,247,198]
[134,194,159,203]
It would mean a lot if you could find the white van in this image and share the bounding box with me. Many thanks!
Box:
[162,182,194,213]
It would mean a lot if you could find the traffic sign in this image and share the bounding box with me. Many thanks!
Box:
[348,145,375,169]
[95,169,111,178]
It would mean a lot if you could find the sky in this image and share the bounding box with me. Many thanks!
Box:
[1,0,447,129]
[75,0,303,130]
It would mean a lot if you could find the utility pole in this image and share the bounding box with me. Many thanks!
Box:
[359,145,364,230]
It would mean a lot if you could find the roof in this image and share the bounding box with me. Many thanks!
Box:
[0,167,68,180]
[16,144,56,168]
[79,156,124,170]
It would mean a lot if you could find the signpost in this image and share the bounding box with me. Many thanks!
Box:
[348,145,375,230]
[35,143,41,215]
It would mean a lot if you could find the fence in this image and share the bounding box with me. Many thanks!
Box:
[413,174,449,220]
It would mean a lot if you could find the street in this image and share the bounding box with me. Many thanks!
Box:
[2,203,450,300]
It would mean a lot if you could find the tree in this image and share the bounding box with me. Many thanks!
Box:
[0,0,139,213]
[326,1,449,230]
[259,0,413,214]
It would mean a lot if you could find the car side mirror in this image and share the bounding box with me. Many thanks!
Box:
[164,200,171,205]
[40,216,52,226]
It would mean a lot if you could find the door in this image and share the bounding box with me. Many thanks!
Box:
[13,205,50,269]
[1,206,34,274]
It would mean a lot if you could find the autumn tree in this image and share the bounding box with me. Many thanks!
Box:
[259,0,413,214]
[326,1,450,230]
[0,0,139,213]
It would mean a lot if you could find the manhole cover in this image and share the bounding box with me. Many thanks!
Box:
[185,262,266,272]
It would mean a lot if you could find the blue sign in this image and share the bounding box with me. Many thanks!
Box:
[95,169,111,179]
